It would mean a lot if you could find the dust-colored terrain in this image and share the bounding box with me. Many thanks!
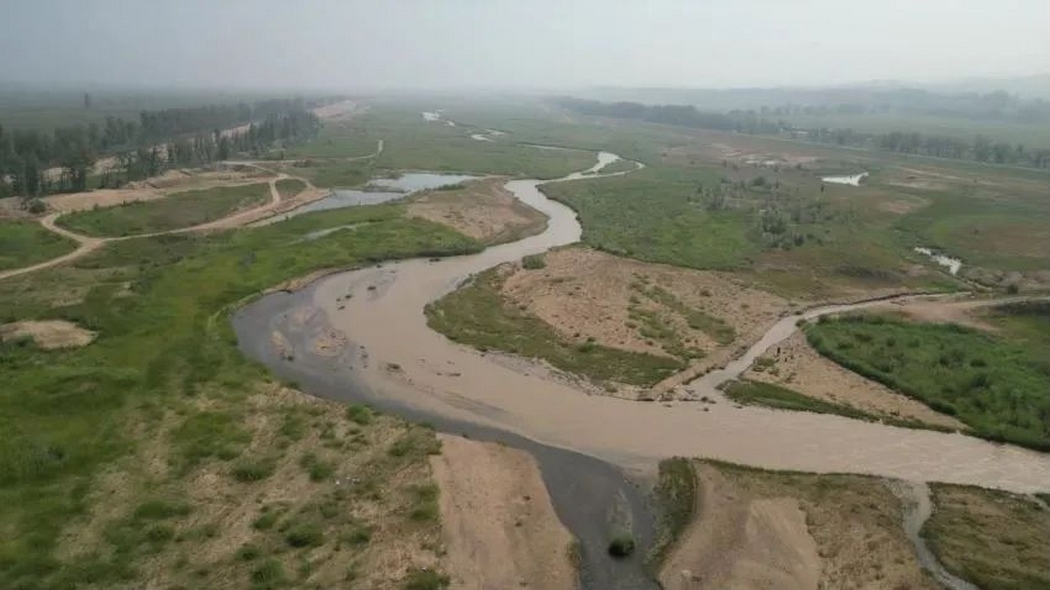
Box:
[744,332,966,429]
[407,177,548,244]
[0,319,96,349]
[660,461,936,590]
[501,247,789,391]
[430,434,577,590]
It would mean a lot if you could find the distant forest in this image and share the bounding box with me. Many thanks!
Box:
[0,98,322,200]
[556,97,1050,169]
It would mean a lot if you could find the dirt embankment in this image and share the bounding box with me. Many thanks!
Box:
[500,247,789,394]
[429,434,577,590]
[661,461,936,590]
[42,166,274,214]
[407,177,548,245]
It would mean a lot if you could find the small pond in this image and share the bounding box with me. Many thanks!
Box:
[256,172,477,225]
[822,172,869,186]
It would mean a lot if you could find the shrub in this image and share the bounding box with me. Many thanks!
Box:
[345,404,373,425]
[284,521,324,547]
[232,458,276,482]
[522,254,546,270]
[251,559,285,587]
[403,568,450,590]
[236,544,262,561]
[608,532,636,557]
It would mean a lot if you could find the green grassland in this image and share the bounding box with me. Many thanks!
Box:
[539,160,961,299]
[925,483,1050,590]
[0,220,78,270]
[55,183,272,237]
[425,267,683,386]
[805,313,1050,450]
[0,200,477,588]
[283,158,374,189]
[274,178,306,199]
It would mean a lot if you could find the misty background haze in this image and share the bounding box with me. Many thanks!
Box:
[1,0,1048,92]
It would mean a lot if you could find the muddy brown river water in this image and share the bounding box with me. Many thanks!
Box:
[234,149,1050,589]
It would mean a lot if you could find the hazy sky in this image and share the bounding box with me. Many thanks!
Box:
[2,0,1048,90]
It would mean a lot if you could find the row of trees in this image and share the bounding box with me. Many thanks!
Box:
[555,98,780,134]
[556,98,1050,169]
[0,99,322,199]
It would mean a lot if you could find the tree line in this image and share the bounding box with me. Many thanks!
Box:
[0,98,323,200]
[555,97,1050,169]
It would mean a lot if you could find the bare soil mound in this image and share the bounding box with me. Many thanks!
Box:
[407,177,548,245]
[0,319,96,349]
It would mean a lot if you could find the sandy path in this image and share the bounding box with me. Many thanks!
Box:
[430,434,577,590]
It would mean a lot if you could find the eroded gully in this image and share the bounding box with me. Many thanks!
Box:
[233,150,1050,589]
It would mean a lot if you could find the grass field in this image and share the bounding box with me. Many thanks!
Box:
[274,178,306,199]
[425,268,684,386]
[0,220,78,270]
[55,183,272,237]
[540,165,757,270]
[805,313,1050,450]
[539,159,959,299]
[283,159,374,189]
[925,483,1050,590]
[0,200,477,588]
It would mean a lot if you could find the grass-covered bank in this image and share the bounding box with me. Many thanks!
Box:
[425,267,684,387]
[722,379,952,432]
[924,483,1050,590]
[55,182,272,237]
[805,313,1050,450]
[0,202,477,588]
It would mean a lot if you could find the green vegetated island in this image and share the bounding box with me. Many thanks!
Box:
[0,90,1048,589]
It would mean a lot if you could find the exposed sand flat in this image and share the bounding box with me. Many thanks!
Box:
[0,319,96,349]
[406,177,548,244]
[430,434,576,590]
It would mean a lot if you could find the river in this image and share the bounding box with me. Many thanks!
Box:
[233,148,1050,588]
